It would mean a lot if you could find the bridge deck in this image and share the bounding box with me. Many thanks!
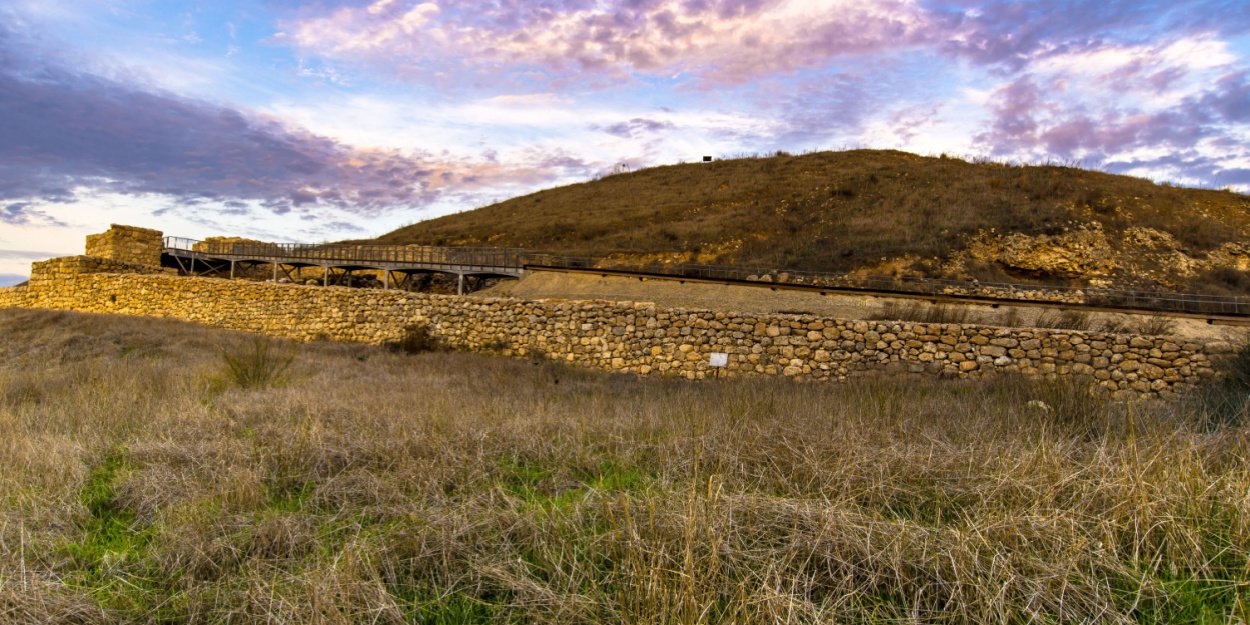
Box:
[163,237,532,277]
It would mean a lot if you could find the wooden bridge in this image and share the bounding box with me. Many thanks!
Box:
[161,237,583,294]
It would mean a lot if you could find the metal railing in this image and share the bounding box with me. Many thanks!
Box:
[529,258,1250,316]
[163,236,1249,316]
[164,237,529,269]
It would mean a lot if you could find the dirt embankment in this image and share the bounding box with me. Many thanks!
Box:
[480,270,1247,343]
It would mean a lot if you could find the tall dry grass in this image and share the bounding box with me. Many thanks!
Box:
[0,308,1247,624]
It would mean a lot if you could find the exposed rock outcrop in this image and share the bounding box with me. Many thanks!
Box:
[953,222,1250,290]
[965,223,1116,279]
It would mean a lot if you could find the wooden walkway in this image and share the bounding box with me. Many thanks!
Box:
[162,237,557,293]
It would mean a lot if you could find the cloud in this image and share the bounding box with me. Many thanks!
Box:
[0,202,66,226]
[969,33,1250,190]
[1200,71,1250,122]
[975,77,1045,152]
[322,220,366,233]
[599,117,676,138]
[0,22,574,218]
[279,0,1250,90]
[279,0,932,87]
[1099,151,1248,189]
[933,0,1250,69]
[769,71,897,145]
[3,0,1248,233]
[977,73,1225,160]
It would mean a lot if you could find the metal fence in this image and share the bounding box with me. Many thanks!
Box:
[163,237,1249,316]
[529,258,1250,316]
[164,237,529,269]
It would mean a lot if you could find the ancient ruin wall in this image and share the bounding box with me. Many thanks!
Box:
[84,225,164,267]
[29,256,171,283]
[0,266,1224,397]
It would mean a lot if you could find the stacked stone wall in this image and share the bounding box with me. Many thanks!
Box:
[29,256,169,284]
[0,286,25,309]
[0,266,1227,397]
[84,224,164,266]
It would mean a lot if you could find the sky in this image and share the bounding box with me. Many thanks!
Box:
[1,0,1248,284]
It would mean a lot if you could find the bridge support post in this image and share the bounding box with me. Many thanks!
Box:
[384,270,390,289]
[457,273,464,296]
[323,264,329,287]
[272,261,277,282]
[230,260,235,280]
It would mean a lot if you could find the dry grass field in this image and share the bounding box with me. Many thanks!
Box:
[2,308,1249,624]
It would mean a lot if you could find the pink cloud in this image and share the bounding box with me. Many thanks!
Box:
[973,33,1248,162]
[0,37,595,219]
[975,77,1046,151]
[279,0,932,87]
[281,0,1250,90]
[977,75,1199,158]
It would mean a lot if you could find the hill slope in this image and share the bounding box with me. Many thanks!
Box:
[375,150,1250,292]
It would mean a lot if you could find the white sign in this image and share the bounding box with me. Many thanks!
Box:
[708,352,729,368]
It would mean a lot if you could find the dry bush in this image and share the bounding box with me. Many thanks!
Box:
[1133,314,1178,336]
[1189,341,1250,429]
[1191,266,1250,296]
[215,336,295,389]
[2,308,1249,624]
[1034,308,1094,331]
[1097,317,1132,334]
[871,301,979,324]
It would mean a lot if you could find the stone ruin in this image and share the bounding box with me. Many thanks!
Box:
[84,224,164,267]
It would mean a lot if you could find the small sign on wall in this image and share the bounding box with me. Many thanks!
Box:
[709,352,728,368]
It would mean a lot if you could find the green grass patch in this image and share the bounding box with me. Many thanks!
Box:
[1116,572,1249,625]
[497,457,651,512]
[265,479,315,513]
[391,586,511,625]
[61,449,185,619]
[67,450,146,568]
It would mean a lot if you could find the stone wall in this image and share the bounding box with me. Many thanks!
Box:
[0,264,1227,398]
[84,224,164,267]
[29,256,170,283]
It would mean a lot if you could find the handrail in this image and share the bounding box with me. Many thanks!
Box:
[560,259,1248,316]
[164,236,528,268]
[162,236,1249,316]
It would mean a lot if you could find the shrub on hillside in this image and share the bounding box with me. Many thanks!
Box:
[1034,309,1093,331]
[870,301,978,325]
[1190,266,1250,296]
[1191,341,1250,428]
[1133,314,1178,336]
[217,337,294,389]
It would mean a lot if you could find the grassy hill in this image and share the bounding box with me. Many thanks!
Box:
[375,150,1250,291]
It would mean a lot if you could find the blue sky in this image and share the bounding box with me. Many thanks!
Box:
[1,0,1248,284]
